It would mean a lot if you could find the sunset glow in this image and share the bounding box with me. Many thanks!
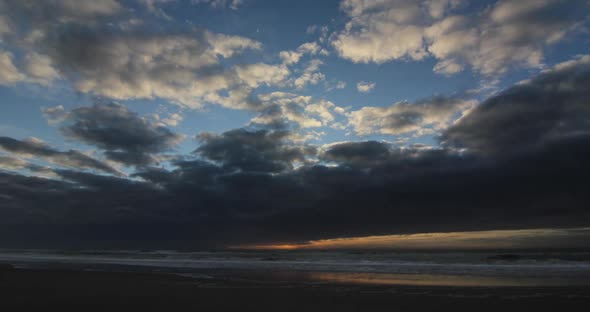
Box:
[235,228,590,250]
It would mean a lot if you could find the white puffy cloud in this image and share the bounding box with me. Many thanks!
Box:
[464,0,585,75]
[280,41,324,65]
[37,28,276,108]
[0,50,25,85]
[0,0,292,111]
[162,113,183,127]
[0,50,59,86]
[348,97,475,136]
[42,105,68,125]
[251,92,343,129]
[235,63,290,88]
[23,52,60,85]
[293,59,325,89]
[154,112,184,127]
[304,100,336,124]
[206,32,262,58]
[356,81,375,93]
[279,50,302,65]
[333,0,430,64]
[333,0,589,76]
[297,42,322,55]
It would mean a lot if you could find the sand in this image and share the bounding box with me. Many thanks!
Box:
[1,266,589,311]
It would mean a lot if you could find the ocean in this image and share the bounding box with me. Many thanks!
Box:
[2,249,590,287]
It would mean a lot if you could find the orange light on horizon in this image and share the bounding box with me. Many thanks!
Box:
[229,227,590,250]
[231,243,302,250]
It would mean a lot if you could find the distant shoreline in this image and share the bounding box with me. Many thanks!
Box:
[3,249,590,287]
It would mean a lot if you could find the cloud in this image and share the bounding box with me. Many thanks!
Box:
[442,55,590,154]
[45,27,266,107]
[0,1,282,109]
[0,136,120,175]
[1,2,590,249]
[234,63,290,88]
[0,155,57,177]
[0,15,12,38]
[280,41,324,65]
[0,155,28,171]
[23,52,60,85]
[427,0,589,75]
[332,0,430,64]
[250,92,341,129]
[333,0,589,75]
[42,105,68,125]
[206,32,262,58]
[196,128,313,173]
[192,0,244,10]
[138,0,174,20]
[161,113,184,127]
[0,0,123,45]
[425,0,463,19]
[44,103,184,166]
[1,0,122,26]
[293,59,325,89]
[325,80,347,92]
[0,50,25,85]
[356,81,375,93]
[320,141,393,167]
[348,96,475,136]
[0,49,60,86]
[2,126,590,248]
[2,90,590,248]
[279,51,303,66]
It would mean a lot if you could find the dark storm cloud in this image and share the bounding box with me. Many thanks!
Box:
[442,55,590,154]
[320,141,393,167]
[2,56,590,249]
[0,136,120,175]
[196,128,313,173]
[2,131,589,249]
[46,103,183,166]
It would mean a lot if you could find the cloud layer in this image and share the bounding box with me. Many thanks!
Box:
[1,1,589,249]
[1,55,590,248]
[44,103,184,166]
[0,136,120,175]
[333,0,589,75]
[348,97,475,136]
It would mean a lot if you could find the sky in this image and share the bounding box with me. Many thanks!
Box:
[0,0,589,250]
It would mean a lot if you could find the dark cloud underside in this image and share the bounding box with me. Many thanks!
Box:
[46,103,183,166]
[0,1,589,249]
[2,56,590,248]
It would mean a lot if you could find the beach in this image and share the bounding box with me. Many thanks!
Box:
[2,249,590,310]
[1,266,590,311]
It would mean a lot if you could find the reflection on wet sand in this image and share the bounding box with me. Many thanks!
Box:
[306,272,577,287]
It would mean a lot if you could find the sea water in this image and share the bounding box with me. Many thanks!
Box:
[1,249,590,286]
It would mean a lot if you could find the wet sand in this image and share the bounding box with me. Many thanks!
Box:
[1,266,589,311]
